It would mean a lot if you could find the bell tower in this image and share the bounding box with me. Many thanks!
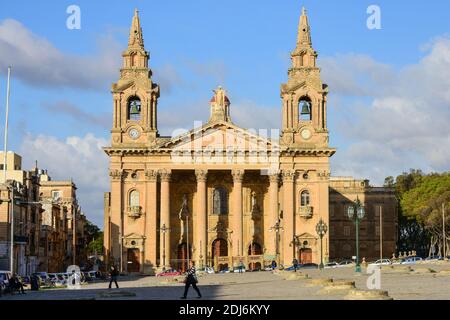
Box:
[280,7,329,148]
[111,9,160,146]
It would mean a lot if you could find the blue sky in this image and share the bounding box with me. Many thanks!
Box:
[0,0,449,227]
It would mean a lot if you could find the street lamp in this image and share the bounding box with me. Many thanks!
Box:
[269,219,283,265]
[315,218,328,270]
[159,224,170,271]
[347,197,365,272]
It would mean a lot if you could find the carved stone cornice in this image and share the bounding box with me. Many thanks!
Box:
[159,170,172,182]
[195,170,208,183]
[317,170,331,180]
[231,169,245,183]
[144,169,158,182]
[282,170,296,183]
[109,169,124,181]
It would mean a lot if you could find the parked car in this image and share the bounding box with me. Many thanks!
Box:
[425,255,443,261]
[338,260,355,267]
[392,258,404,265]
[218,267,230,273]
[156,269,181,277]
[233,268,246,273]
[204,267,215,274]
[401,256,423,264]
[20,275,31,286]
[0,270,12,293]
[32,272,50,286]
[283,265,296,271]
[324,262,339,269]
[369,259,392,266]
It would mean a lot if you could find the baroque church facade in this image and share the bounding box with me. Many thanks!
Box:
[103,9,397,274]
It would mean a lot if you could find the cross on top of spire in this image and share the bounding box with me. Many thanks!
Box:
[297,5,312,48]
[128,8,144,49]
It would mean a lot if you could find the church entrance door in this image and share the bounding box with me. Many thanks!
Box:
[299,248,313,264]
[177,243,191,272]
[212,239,228,271]
[127,248,140,272]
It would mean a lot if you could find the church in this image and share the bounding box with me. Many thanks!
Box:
[103,8,397,274]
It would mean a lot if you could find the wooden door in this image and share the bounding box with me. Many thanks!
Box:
[212,239,228,270]
[127,248,140,272]
[300,248,312,264]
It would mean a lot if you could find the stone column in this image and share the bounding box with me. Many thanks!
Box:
[195,170,208,269]
[109,169,123,269]
[267,172,279,256]
[282,170,295,266]
[160,170,171,269]
[144,170,158,274]
[232,169,245,257]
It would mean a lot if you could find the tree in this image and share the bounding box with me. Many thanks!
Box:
[391,170,449,257]
[401,173,450,256]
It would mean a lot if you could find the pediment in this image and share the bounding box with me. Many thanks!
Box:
[158,120,278,153]
[296,232,317,240]
[123,232,145,239]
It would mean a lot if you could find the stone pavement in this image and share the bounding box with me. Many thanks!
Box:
[2,262,450,300]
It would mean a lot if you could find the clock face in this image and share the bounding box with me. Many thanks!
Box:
[301,129,312,140]
[129,128,140,139]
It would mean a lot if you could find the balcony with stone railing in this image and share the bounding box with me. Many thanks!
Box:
[298,206,313,219]
[127,206,143,219]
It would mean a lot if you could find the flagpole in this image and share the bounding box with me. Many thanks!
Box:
[4,66,13,272]
[3,66,11,182]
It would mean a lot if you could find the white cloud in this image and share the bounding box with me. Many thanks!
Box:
[19,133,109,227]
[324,37,450,185]
[0,19,122,90]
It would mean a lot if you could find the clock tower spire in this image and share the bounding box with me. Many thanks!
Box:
[280,6,330,148]
[111,9,160,146]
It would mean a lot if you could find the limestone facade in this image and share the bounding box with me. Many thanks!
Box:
[103,8,397,274]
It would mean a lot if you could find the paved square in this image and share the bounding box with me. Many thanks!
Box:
[3,262,450,300]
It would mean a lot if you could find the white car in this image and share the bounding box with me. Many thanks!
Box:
[401,257,423,265]
[369,259,392,266]
[324,262,339,269]
[204,267,215,274]
[337,260,354,267]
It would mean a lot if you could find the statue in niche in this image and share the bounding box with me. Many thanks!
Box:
[178,194,190,244]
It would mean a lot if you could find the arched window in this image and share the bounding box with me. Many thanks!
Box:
[129,190,140,208]
[213,187,228,215]
[128,96,141,121]
[299,97,312,121]
[300,190,310,207]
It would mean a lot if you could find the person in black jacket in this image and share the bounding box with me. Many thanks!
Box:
[180,260,201,299]
[108,266,119,289]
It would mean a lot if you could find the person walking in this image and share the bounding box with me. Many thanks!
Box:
[108,266,119,289]
[180,260,201,299]
[292,259,299,272]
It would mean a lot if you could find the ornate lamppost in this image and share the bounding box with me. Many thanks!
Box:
[347,197,365,273]
[159,224,170,271]
[315,218,328,270]
[269,219,283,265]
